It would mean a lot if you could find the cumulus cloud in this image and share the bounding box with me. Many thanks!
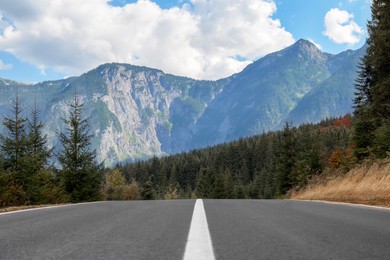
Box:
[0,59,12,70]
[0,0,294,80]
[323,8,363,44]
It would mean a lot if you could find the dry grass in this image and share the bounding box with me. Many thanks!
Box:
[290,158,390,207]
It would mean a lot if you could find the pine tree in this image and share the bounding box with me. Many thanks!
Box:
[369,0,390,118]
[26,103,51,173]
[57,95,102,202]
[141,178,154,200]
[353,0,390,158]
[0,94,29,175]
[275,122,296,195]
[214,171,234,199]
[353,58,373,112]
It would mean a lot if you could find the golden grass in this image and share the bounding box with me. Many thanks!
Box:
[290,158,390,207]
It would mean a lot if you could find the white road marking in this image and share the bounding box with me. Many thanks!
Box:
[183,199,215,260]
[292,199,390,211]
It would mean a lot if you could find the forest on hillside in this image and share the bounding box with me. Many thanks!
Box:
[119,117,354,200]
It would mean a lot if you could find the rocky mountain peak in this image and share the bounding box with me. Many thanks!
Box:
[285,38,327,62]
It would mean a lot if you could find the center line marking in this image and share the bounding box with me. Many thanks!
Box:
[183,199,215,260]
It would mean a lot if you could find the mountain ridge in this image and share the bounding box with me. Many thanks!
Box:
[0,39,366,166]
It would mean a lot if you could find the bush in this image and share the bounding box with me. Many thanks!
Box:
[29,169,69,205]
[124,179,141,200]
[102,168,127,200]
[0,172,29,207]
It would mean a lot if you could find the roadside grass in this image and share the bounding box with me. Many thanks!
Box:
[290,158,390,207]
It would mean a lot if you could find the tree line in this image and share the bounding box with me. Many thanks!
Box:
[119,117,354,200]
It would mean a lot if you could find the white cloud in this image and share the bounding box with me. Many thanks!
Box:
[0,0,294,80]
[323,8,363,44]
[0,59,12,70]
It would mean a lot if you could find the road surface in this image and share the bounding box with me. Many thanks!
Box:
[1,200,389,259]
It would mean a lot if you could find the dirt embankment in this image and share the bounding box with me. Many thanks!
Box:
[290,158,390,207]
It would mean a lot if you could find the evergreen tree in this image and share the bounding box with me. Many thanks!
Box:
[353,58,373,112]
[24,103,54,204]
[26,103,51,173]
[368,0,390,119]
[0,94,28,174]
[275,122,296,195]
[195,167,215,198]
[214,171,234,199]
[353,0,390,158]
[57,95,102,202]
[141,178,154,200]
[0,154,4,170]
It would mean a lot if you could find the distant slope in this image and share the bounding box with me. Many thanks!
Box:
[0,64,225,166]
[287,44,367,125]
[191,40,365,148]
[0,39,366,165]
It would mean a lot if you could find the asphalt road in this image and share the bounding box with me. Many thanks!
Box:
[0,200,195,260]
[204,200,390,260]
[1,200,390,260]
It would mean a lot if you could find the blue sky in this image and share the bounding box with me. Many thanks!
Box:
[0,0,371,83]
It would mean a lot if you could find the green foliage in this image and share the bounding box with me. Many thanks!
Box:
[0,95,62,207]
[195,168,215,199]
[28,169,69,205]
[24,104,52,190]
[0,94,29,175]
[0,171,29,207]
[102,168,128,200]
[214,172,234,199]
[275,122,297,195]
[141,178,154,200]
[373,119,390,158]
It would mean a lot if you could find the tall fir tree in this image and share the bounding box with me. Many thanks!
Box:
[26,103,51,174]
[57,95,102,202]
[276,122,296,195]
[353,57,373,112]
[369,0,390,119]
[353,0,390,158]
[0,94,29,175]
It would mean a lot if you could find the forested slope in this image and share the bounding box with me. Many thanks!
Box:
[119,116,353,199]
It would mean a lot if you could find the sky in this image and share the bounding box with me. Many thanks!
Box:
[0,0,371,83]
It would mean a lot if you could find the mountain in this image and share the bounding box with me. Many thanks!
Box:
[287,44,367,125]
[0,39,366,166]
